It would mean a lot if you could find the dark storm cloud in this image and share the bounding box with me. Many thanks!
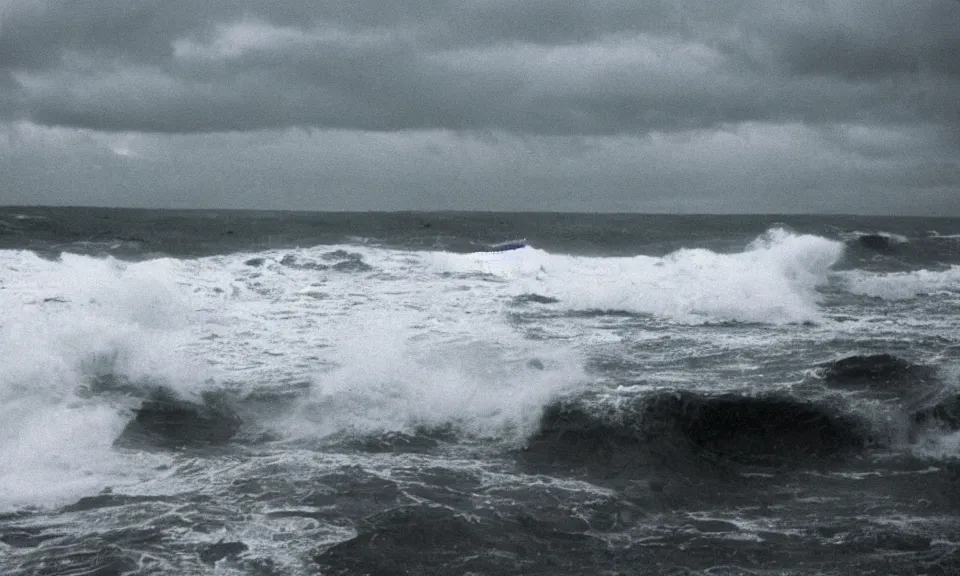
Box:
[754,3,960,79]
[0,70,23,119]
[2,0,958,135]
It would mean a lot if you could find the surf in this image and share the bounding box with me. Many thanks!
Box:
[433,228,845,324]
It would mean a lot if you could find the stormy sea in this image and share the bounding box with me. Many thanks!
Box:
[1,207,959,576]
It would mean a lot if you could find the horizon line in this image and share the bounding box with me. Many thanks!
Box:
[3,204,960,219]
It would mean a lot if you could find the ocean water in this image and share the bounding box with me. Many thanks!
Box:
[1,207,959,575]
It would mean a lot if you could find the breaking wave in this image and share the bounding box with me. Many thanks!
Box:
[0,247,583,508]
[434,228,845,324]
[0,251,200,509]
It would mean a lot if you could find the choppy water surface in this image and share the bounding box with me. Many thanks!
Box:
[1,209,959,575]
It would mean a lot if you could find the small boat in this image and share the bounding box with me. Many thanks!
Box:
[481,239,527,252]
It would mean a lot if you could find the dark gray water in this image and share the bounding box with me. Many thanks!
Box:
[1,208,959,575]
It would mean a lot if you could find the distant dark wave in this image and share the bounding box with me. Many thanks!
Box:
[818,353,939,399]
[839,230,960,272]
[519,352,959,482]
[521,392,870,481]
[818,353,960,433]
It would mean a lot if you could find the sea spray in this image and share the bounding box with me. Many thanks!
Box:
[0,251,201,509]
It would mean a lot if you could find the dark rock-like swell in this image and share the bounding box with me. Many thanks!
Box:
[820,353,960,431]
[62,493,170,513]
[522,391,868,479]
[660,393,868,464]
[857,233,895,253]
[913,393,960,431]
[819,353,938,398]
[114,387,242,449]
[512,293,560,305]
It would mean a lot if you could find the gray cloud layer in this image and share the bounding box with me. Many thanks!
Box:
[1,1,958,213]
[2,0,958,135]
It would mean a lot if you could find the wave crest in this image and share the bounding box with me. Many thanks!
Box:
[436,228,844,324]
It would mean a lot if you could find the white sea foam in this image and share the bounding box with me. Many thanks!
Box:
[432,228,844,324]
[0,228,845,507]
[172,247,585,442]
[926,231,960,240]
[290,310,579,442]
[0,245,585,508]
[0,251,195,510]
[839,266,960,300]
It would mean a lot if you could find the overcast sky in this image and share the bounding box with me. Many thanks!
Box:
[1,1,958,213]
